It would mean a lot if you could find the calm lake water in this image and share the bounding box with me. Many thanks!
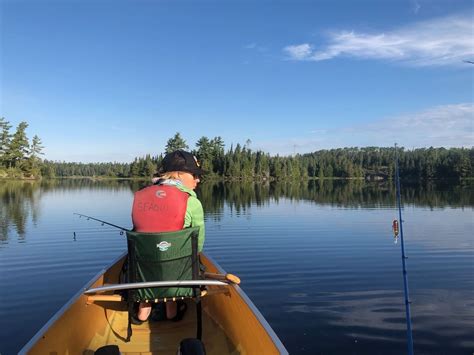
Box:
[0,179,473,355]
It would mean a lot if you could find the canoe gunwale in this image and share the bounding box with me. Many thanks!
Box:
[18,252,127,355]
[19,251,289,355]
[204,254,289,354]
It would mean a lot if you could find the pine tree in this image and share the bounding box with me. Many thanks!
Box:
[25,135,44,177]
[318,164,325,179]
[144,155,156,177]
[195,136,213,173]
[165,132,188,153]
[8,122,30,168]
[130,159,140,177]
[0,117,12,167]
[30,135,44,159]
[211,136,225,175]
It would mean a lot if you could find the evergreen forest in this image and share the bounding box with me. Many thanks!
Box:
[1,121,472,181]
[0,118,44,179]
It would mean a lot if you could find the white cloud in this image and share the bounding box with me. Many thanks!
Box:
[284,13,474,66]
[353,103,474,147]
[283,44,313,60]
[256,103,473,155]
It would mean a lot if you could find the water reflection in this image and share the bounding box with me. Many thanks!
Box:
[1,178,472,355]
[0,180,41,241]
[283,289,474,349]
[0,179,472,242]
[196,180,473,217]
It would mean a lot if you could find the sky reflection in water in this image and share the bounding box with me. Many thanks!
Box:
[0,179,472,355]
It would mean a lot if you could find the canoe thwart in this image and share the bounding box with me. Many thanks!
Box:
[84,280,229,295]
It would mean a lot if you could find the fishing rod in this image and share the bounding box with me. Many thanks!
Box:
[73,213,131,233]
[393,144,414,355]
[74,213,242,286]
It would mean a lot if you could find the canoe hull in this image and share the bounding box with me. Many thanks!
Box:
[20,252,287,354]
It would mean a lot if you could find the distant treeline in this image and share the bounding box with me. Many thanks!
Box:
[1,123,472,180]
[40,133,473,180]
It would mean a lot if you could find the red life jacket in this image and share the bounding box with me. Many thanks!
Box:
[132,184,189,232]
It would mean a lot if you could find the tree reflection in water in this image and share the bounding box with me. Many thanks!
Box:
[0,179,136,242]
[0,178,472,242]
[0,180,41,241]
[197,179,473,219]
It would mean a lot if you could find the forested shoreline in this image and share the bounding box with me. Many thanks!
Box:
[42,133,473,181]
[1,122,472,181]
[0,118,44,179]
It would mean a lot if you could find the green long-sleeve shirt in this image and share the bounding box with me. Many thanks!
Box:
[175,184,205,251]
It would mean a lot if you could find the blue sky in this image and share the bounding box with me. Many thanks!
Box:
[1,0,473,162]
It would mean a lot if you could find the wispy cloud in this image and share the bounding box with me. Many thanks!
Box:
[411,0,421,14]
[344,103,474,147]
[256,103,473,155]
[283,13,473,66]
[244,42,267,53]
[284,43,313,60]
[367,103,472,131]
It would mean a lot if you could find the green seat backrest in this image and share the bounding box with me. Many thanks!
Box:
[126,227,200,301]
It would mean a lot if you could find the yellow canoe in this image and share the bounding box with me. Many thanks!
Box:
[20,252,288,354]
